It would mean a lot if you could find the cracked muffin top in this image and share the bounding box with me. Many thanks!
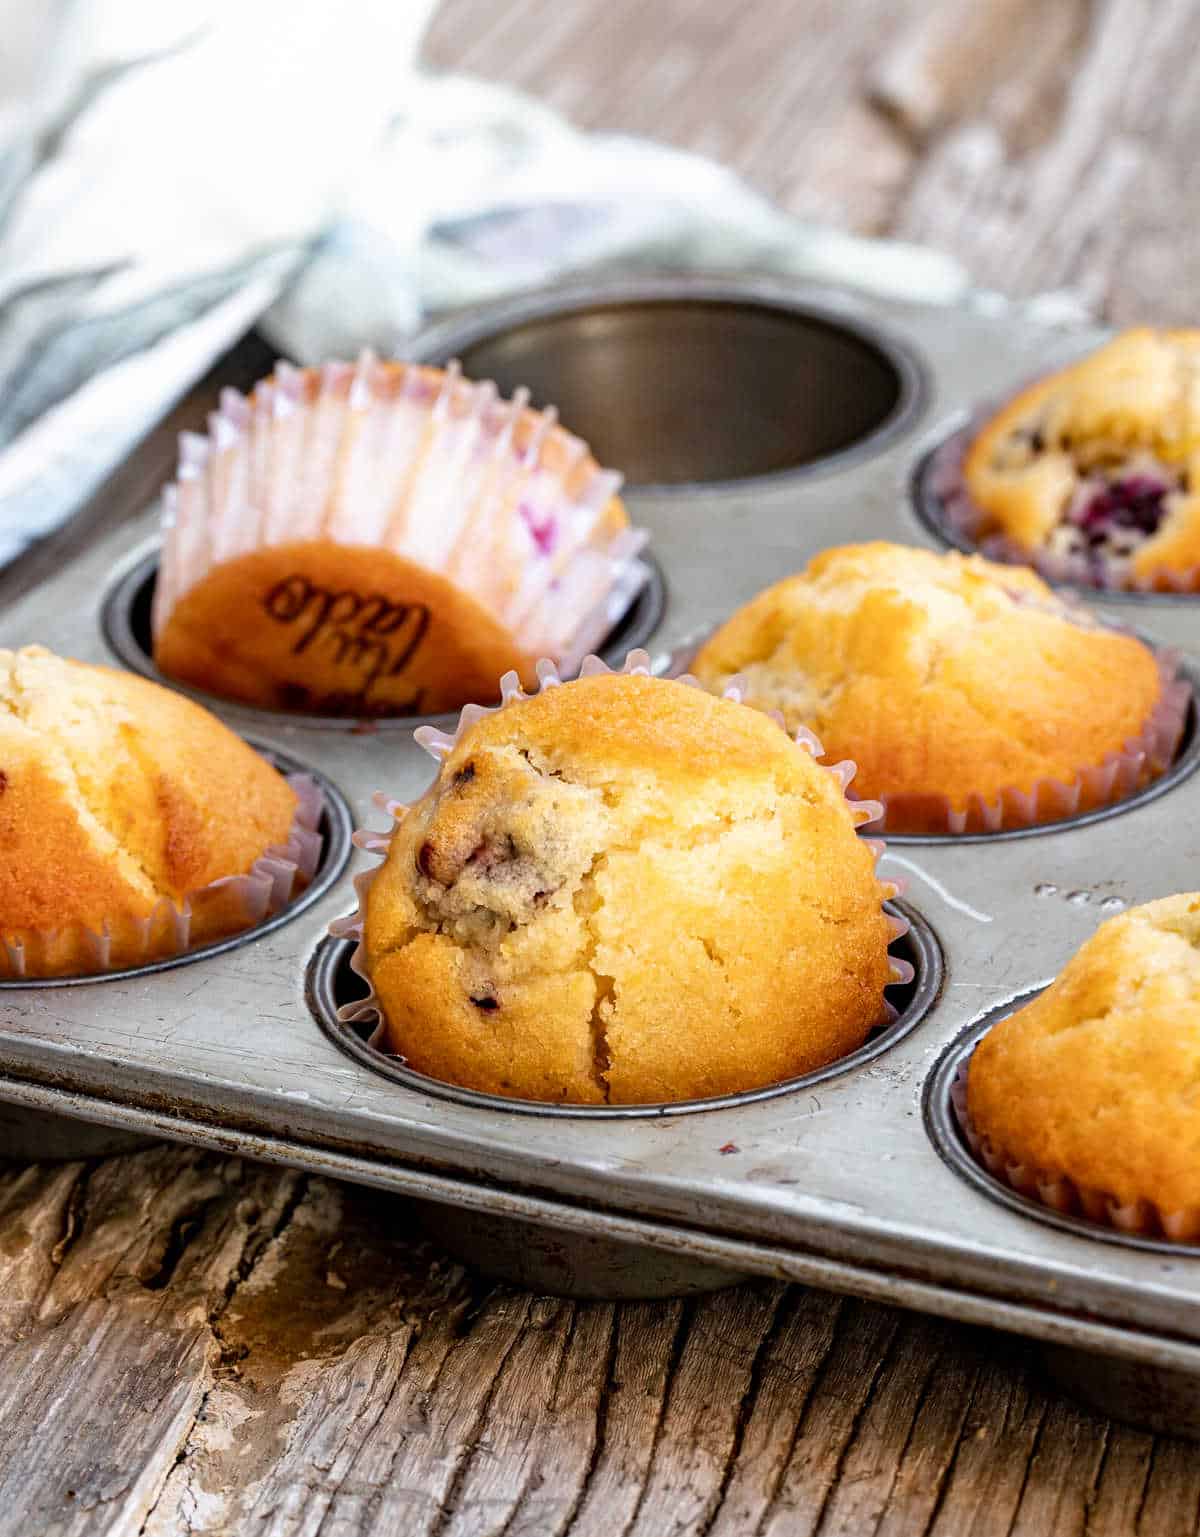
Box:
[967,894,1200,1219]
[361,670,895,1104]
[963,329,1200,589]
[690,542,1165,833]
[0,645,297,976]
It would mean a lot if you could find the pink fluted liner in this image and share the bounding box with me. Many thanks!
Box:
[951,1057,1200,1245]
[329,652,914,1069]
[925,417,1200,594]
[152,352,652,677]
[0,775,324,981]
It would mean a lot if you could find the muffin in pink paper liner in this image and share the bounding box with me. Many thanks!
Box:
[0,646,322,981]
[328,650,914,1107]
[926,330,1200,593]
[690,542,1190,836]
[960,894,1200,1245]
[151,354,650,718]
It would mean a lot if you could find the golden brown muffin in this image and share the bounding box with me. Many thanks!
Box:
[0,646,299,978]
[967,894,1200,1228]
[359,670,896,1104]
[963,329,1200,589]
[152,357,640,716]
[691,542,1169,834]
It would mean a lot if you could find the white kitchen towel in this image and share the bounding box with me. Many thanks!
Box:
[0,0,1075,573]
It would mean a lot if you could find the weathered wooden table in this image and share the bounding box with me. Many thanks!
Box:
[3,2,1199,1531]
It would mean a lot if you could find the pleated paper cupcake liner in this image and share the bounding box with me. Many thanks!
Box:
[924,417,1200,594]
[667,630,1190,836]
[952,1057,1200,1244]
[329,652,914,1062]
[152,353,650,673]
[0,774,324,981]
[850,652,1189,835]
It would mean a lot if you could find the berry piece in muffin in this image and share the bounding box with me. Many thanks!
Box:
[963,329,1200,589]
[355,669,898,1105]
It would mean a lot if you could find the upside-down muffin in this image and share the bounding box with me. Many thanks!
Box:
[691,542,1184,834]
[962,329,1200,590]
[351,667,904,1104]
[153,355,647,716]
[967,894,1200,1239]
[0,645,310,978]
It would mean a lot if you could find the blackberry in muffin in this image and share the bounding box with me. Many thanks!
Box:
[963,329,1200,590]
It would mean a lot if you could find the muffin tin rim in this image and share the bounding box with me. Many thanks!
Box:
[0,743,355,991]
[407,271,931,496]
[910,407,1200,605]
[923,998,1200,1257]
[99,541,668,735]
[305,898,943,1119]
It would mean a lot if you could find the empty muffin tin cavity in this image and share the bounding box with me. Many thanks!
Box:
[924,1000,1200,1254]
[100,547,667,732]
[410,277,926,490]
[307,900,942,1118]
[912,414,1200,603]
[0,747,354,989]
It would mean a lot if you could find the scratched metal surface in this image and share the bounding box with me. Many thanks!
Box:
[2,278,1199,1368]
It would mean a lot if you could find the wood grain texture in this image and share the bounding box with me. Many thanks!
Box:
[0,1147,1195,1537]
[4,0,1200,1531]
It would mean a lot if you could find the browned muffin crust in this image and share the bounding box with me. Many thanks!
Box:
[153,360,629,716]
[362,671,894,1105]
[968,894,1200,1218]
[0,646,297,975]
[691,542,1164,830]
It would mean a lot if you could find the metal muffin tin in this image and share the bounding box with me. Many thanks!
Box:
[2,275,1200,1433]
